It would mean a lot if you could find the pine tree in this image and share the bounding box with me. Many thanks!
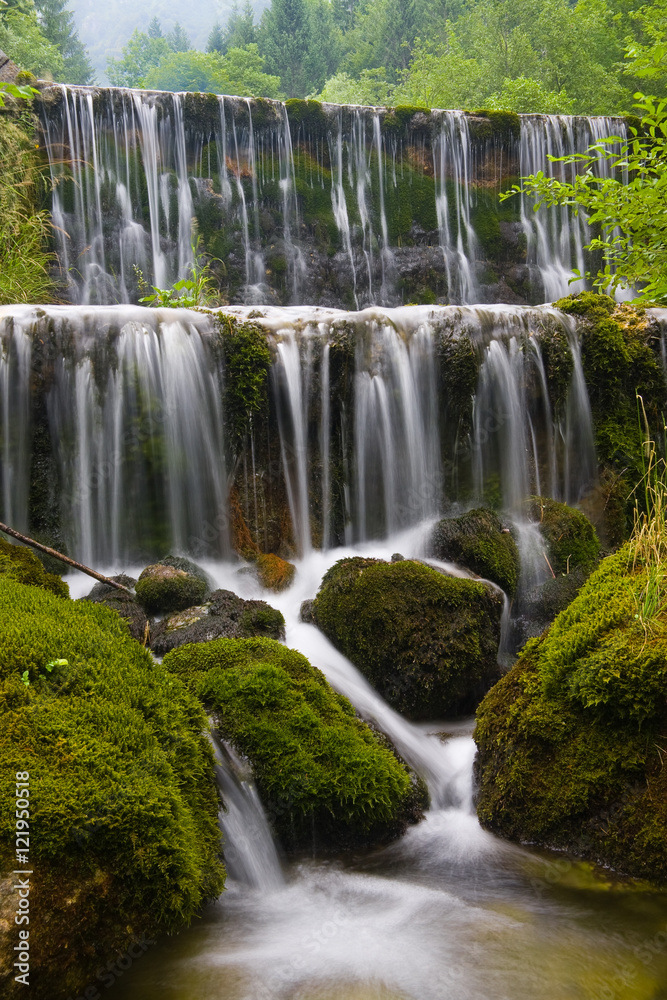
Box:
[167,22,190,53]
[147,17,163,39]
[259,0,312,97]
[207,21,225,53]
[34,0,94,83]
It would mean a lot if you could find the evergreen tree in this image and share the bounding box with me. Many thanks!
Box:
[224,1,257,50]
[259,0,312,97]
[147,17,163,39]
[207,21,225,53]
[305,0,341,93]
[35,0,94,83]
[166,22,190,53]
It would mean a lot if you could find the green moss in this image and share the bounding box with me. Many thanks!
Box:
[537,323,574,414]
[381,105,430,134]
[430,508,520,595]
[474,548,667,883]
[0,576,224,993]
[438,333,479,425]
[163,637,423,850]
[313,558,502,719]
[471,110,521,142]
[285,99,328,135]
[471,200,502,259]
[528,497,600,575]
[0,538,69,598]
[215,313,272,452]
[135,564,208,613]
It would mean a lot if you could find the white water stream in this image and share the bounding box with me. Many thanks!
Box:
[62,526,667,1000]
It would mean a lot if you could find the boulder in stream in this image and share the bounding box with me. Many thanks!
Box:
[475,546,667,883]
[163,636,427,852]
[312,557,503,719]
[135,563,208,613]
[429,507,519,595]
[150,589,285,655]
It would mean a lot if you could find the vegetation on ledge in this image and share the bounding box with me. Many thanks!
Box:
[163,637,425,851]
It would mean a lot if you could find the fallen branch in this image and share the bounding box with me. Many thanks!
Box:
[0,521,133,595]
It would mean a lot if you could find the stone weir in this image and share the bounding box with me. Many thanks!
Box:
[37,86,628,310]
[0,301,607,566]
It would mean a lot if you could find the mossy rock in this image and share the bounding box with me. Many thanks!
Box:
[214,313,272,452]
[474,547,667,883]
[312,558,503,719]
[528,497,600,575]
[150,589,285,656]
[0,538,68,598]
[163,637,426,851]
[0,576,224,998]
[284,98,328,135]
[255,552,296,592]
[429,508,519,595]
[160,554,214,589]
[80,574,148,643]
[135,564,208,614]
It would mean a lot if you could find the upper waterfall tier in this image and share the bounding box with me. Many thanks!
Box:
[38,87,628,310]
[0,302,603,565]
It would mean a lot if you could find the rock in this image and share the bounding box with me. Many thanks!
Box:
[135,563,208,614]
[0,537,69,598]
[299,599,315,623]
[429,507,520,595]
[163,637,426,851]
[312,557,503,719]
[150,589,285,655]
[474,547,667,884]
[391,552,404,562]
[255,552,296,592]
[160,554,215,588]
[0,572,224,995]
[527,497,600,575]
[80,575,148,643]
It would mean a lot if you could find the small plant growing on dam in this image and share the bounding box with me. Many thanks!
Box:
[137,237,226,308]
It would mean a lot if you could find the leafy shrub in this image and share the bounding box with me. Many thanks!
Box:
[163,637,423,850]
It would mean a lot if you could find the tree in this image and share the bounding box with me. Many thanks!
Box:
[319,67,391,104]
[144,44,283,98]
[222,1,257,51]
[0,0,64,78]
[207,21,225,53]
[484,76,575,114]
[34,0,94,83]
[304,0,341,93]
[166,22,190,53]
[505,41,667,302]
[107,29,171,88]
[147,17,163,39]
[259,0,312,97]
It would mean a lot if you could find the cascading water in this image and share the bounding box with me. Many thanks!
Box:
[39,86,629,310]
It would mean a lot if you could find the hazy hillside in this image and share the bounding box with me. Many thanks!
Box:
[68,0,269,83]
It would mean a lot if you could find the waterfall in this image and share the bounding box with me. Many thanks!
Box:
[212,737,284,891]
[39,86,629,310]
[0,302,598,564]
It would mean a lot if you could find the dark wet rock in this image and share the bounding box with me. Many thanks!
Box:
[80,575,148,643]
[150,588,285,655]
[299,599,315,623]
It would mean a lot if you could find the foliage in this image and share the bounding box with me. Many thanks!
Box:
[138,239,226,306]
[313,557,502,719]
[0,0,63,78]
[0,537,68,596]
[259,0,340,97]
[429,508,520,595]
[0,575,224,992]
[135,563,208,614]
[0,108,54,305]
[216,314,272,452]
[163,636,420,850]
[33,0,94,83]
[528,497,601,575]
[107,26,172,87]
[320,67,392,105]
[474,545,667,882]
[484,76,575,114]
[208,1,257,54]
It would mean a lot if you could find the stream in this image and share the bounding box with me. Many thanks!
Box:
[60,525,667,1000]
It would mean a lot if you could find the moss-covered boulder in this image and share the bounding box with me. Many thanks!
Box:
[255,552,296,592]
[135,563,208,614]
[163,637,426,851]
[0,577,224,999]
[0,537,68,598]
[528,497,600,575]
[312,558,503,719]
[80,574,148,643]
[475,547,667,883]
[150,589,285,656]
[429,508,519,595]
